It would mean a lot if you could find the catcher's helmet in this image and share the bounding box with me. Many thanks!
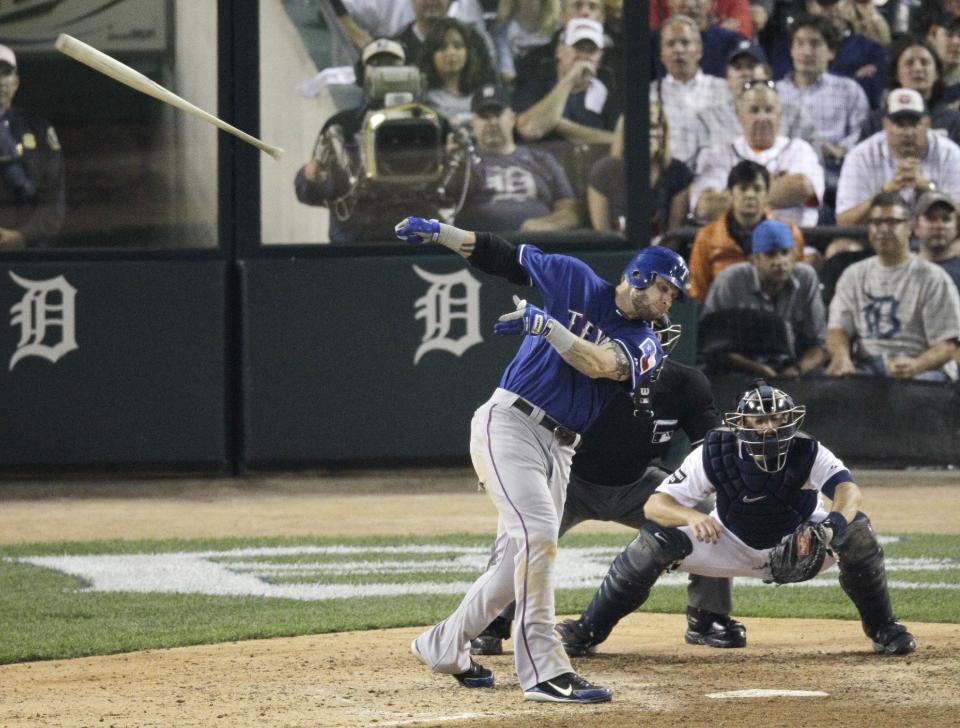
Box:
[623,246,689,300]
[724,380,806,472]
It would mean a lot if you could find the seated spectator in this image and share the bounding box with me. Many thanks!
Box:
[836,88,960,225]
[826,191,960,380]
[651,14,729,165]
[859,36,960,144]
[687,160,806,301]
[514,18,620,145]
[651,0,760,78]
[772,0,887,109]
[701,219,827,376]
[694,50,816,155]
[455,85,579,232]
[491,0,560,85]
[925,13,960,88]
[776,15,869,171]
[419,18,487,127]
[691,81,824,226]
[393,0,498,87]
[587,105,692,235]
[650,0,754,36]
[914,190,960,291]
[332,0,490,52]
[294,39,446,243]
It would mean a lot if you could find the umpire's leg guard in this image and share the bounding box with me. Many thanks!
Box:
[577,522,693,646]
[835,513,899,639]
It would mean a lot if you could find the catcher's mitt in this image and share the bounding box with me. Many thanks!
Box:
[766,521,829,584]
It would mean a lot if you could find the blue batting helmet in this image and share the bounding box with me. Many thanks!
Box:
[623,246,689,300]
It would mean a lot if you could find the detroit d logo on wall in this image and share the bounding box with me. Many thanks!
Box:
[8,271,78,370]
[412,266,482,365]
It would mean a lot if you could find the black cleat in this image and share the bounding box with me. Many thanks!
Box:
[523,672,612,703]
[872,621,917,655]
[453,659,496,688]
[555,618,599,657]
[685,607,747,648]
[412,638,495,688]
[470,635,504,655]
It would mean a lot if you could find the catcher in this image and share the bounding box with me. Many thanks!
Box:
[557,380,917,657]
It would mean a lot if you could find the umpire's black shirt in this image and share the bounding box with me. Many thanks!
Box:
[571,360,720,486]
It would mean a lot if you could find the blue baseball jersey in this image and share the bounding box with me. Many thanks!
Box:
[499,245,664,433]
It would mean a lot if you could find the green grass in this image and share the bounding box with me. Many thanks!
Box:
[0,532,957,665]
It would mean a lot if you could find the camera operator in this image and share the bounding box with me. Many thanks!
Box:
[295,38,466,243]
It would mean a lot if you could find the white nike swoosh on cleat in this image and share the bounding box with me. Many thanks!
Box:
[547,681,573,697]
[742,494,767,502]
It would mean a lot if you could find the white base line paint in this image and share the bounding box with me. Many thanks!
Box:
[707,689,830,699]
[362,712,485,727]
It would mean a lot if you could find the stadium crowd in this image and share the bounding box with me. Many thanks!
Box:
[300,0,960,379]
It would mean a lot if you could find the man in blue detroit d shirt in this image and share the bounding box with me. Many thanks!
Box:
[396,215,688,704]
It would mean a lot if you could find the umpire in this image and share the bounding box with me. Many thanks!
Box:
[472,318,747,657]
[0,45,65,248]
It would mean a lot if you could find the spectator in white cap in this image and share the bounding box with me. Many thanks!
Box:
[914,190,960,292]
[0,43,65,248]
[513,17,621,144]
[836,87,960,225]
[702,218,828,377]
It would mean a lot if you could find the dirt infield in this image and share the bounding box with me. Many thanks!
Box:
[0,467,958,728]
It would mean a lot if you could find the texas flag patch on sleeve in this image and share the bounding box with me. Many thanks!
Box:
[637,337,660,375]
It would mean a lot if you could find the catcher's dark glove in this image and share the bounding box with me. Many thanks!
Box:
[766,521,830,584]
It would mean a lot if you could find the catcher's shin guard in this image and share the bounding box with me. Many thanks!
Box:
[835,513,896,637]
[579,522,693,644]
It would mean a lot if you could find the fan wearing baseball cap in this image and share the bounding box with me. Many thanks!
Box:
[0,44,65,248]
[836,87,960,225]
[914,190,960,291]
[701,218,828,377]
[513,17,621,144]
[455,84,580,233]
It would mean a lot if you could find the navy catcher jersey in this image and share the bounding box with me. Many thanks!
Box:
[500,245,664,433]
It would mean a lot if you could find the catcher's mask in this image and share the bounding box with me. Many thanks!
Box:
[653,314,681,358]
[724,380,806,472]
[623,246,690,301]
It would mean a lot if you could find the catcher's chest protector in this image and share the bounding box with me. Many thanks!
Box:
[704,429,819,549]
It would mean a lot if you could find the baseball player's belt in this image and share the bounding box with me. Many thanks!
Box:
[511,398,581,448]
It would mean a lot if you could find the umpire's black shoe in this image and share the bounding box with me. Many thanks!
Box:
[555,618,599,657]
[470,635,504,656]
[684,607,747,648]
[871,621,917,655]
[453,659,496,688]
[523,672,612,703]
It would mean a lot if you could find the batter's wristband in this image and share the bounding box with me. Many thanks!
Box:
[544,319,577,354]
[436,222,473,253]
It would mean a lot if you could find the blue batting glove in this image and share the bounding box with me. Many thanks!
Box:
[494,295,553,337]
[395,216,440,244]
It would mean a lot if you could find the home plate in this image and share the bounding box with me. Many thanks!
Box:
[707,689,829,699]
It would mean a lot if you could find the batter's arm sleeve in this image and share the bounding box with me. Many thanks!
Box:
[467,232,527,285]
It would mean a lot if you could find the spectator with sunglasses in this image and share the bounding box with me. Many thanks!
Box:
[692,48,816,159]
[691,81,824,226]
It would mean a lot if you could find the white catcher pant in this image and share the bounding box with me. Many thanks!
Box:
[414,388,574,690]
[676,507,838,579]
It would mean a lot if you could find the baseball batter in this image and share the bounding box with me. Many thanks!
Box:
[395,215,689,703]
[473,320,748,658]
[557,380,918,658]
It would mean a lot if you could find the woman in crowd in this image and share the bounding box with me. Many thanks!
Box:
[587,104,692,236]
[491,0,560,85]
[419,18,487,128]
[860,35,960,143]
